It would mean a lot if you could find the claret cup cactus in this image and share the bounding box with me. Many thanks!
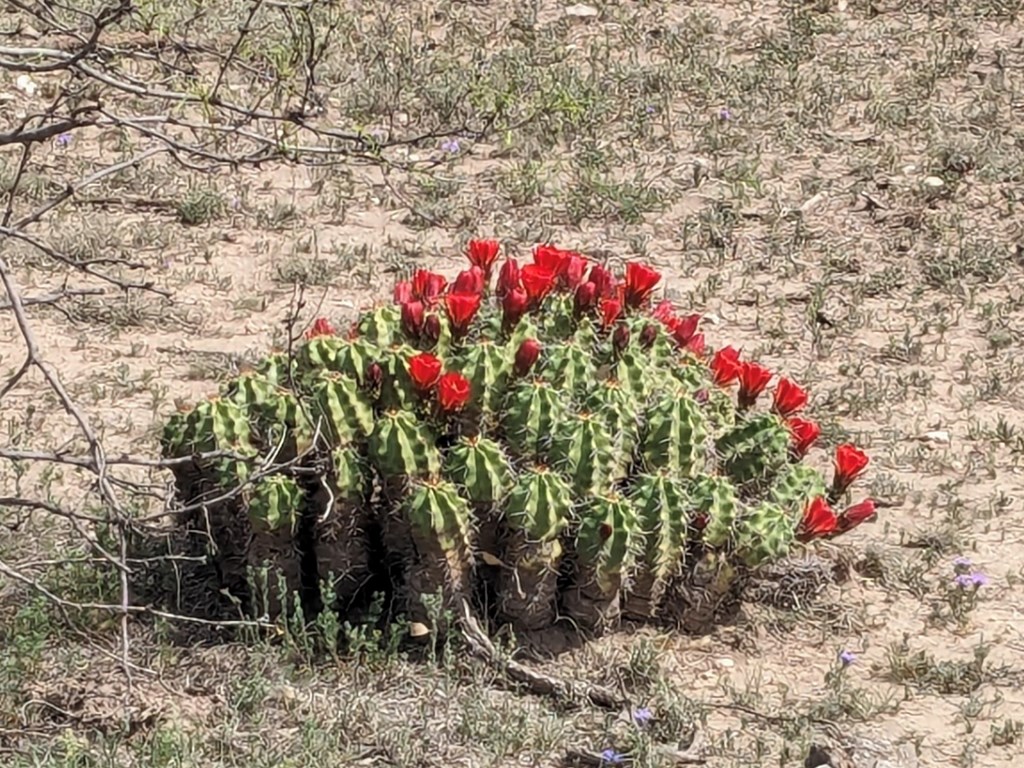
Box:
[161,239,878,636]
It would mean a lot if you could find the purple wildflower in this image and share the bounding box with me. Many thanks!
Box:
[955,571,988,588]
[645,105,656,115]
[839,650,856,666]
[633,707,653,725]
[56,132,72,148]
[441,138,461,154]
[600,749,625,765]
[718,107,733,121]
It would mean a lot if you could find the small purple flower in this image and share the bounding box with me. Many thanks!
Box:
[645,105,656,115]
[839,650,856,666]
[441,138,461,154]
[56,131,72,148]
[954,571,988,588]
[600,749,625,765]
[633,707,653,725]
[718,107,733,121]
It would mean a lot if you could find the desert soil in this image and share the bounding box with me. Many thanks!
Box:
[2,1,1024,766]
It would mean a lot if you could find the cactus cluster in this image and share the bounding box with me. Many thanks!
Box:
[161,240,877,636]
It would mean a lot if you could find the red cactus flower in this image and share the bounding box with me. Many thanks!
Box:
[652,299,675,325]
[773,377,809,418]
[400,300,425,339]
[520,264,556,305]
[787,417,821,457]
[623,262,661,308]
[502,287,529,330]
[393,281,413,305]
[835,499,877,535]
[600,297,623,329]
[452,266,486,296]
[598,522,614,540]
[833,444,870,494]
[797,497,838,542]
[685,332,706,357]
[411,269,447,303]
[466,239,500,276]
[445,292,481,336]
[670,313,702,348]
[564,253,590,289]
[305,317,335,339]
[496,257,521,298]
[408,352,442,391]
[711,346,742,386]
[574,282,598,315]
[437,372,472,412]
[588,264,617,298]
[738,361,773,408]
[514,338,542,377]
[532,244,570,277]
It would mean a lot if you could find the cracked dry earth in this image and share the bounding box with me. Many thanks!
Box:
[2,1,1024,766]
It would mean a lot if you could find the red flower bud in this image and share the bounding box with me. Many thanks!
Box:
[393,281,413,305]
[466,239,500,276]
[624,262,661,309]
[613,323,631,354]
[832,444,870,495]
[521,264,556,305]
[400,300,425,340]
[797,497,838,542]
[502,287,529,331]
[598,522,614,541]
[514,339,542,377]
[411,269,447,303]
[496,258,520,298]
[738,361,773,408]
[711,346,741,386]
[408,352,442,391]
[639,323,659,349]
[305,317,335,339]
[422,313,442,346]
[787,417,821,457]
[835,499,876,535]
[600,297,622,329]
[437,372,472,412]
[365,361,383,390]
[574,282,598,315]
[445,292,482,337]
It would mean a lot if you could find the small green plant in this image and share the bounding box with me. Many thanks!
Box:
[160,240,878,637]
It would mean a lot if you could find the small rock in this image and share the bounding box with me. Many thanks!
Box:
[565,3,599,18]
[922,175,945,190]
[15,74,36,97]
[716,657,735,668]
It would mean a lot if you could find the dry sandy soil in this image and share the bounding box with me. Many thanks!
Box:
[2,1,1024,766]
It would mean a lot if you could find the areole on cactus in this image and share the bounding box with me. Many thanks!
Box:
[160,237,878,637]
